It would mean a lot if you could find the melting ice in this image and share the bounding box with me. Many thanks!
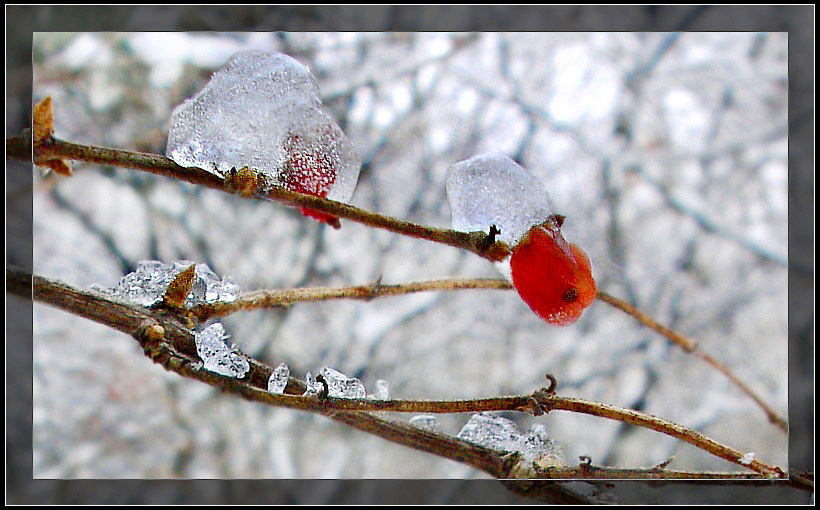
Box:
[446,153,556,248]
[195,322,250,378]
[166,50,361,205]
[94,260,240,307]
[457,413,564,463]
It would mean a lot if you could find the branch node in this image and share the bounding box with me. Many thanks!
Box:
[226,165,260,196]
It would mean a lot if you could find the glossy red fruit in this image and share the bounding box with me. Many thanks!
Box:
[510,216,596,325]
[282,128,342,228]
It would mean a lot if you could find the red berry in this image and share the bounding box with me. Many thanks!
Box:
[282,126,343,228]
[510,218,596,325]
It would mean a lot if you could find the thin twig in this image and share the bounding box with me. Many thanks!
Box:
[596,290,788,432]
[192,277,513,321]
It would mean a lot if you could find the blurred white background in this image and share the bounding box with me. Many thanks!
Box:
[32,32,788,478]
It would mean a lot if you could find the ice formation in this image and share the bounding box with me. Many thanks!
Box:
[446,153,556,247]
[166,50,361,225]
[194,323,250,378]
[739,452,756,466]
[446,153,596,326]
[457,413,564,463]
[94,260,239,308]
[267,362,290,394]
[303,367,367,398]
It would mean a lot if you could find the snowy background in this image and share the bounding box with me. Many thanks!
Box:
[31,32,789,479]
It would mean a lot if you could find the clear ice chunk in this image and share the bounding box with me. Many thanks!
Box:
[166,50,361,206]
[303,371,319,396]
[457,412,523,454]
[94,260,240,308]
[194,323,250,378]
[409,415,440,432]
[446,153,556,248]
[318,367,367,399]
[303,368,367,398]
[267,362,290,394]
[457,413,564,463]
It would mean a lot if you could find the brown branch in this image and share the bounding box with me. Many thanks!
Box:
[596,290,788,432]
[192,277,513,321]
[9,267,804,493]
[190,272,786,435]
[7,126,787,467]
[7,134,508,263]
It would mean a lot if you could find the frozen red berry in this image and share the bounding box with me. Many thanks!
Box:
[166,50,361,227]
[510,216,596,325]
[446,153,596,325]
[282,127,345,228]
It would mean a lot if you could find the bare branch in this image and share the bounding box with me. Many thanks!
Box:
[596,290,788,432]
[9,267,802,490]
[7,134,509,263]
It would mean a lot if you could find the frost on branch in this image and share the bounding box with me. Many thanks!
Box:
[194,323,250,378]
[457,413,565,468]
[165,50,361,226]
[92,260,239,308]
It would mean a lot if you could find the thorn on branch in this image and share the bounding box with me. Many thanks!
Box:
[529,374,559,416]
[33,96,55,145]
[544,373,558,395]
[488,224,501,244]
[475,225,512,262]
